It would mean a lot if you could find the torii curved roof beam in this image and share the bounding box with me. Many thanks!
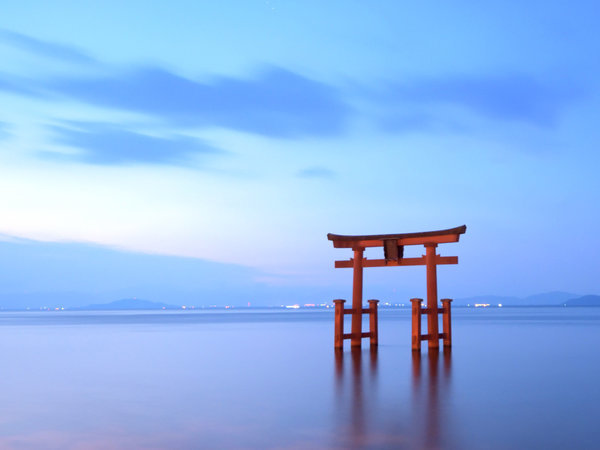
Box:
[327,225,467,248]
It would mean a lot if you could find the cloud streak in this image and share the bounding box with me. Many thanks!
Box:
[379,73,581,129]
[47,66,349,138]
[0,74,42,97]
[0,29,580,143]
[0,31,349,139]
[0,29,94,64]
[0,122,9,140]
[48,122,219,165]
[297,167,335,179]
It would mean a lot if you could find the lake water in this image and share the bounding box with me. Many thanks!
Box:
[0,307,599,449]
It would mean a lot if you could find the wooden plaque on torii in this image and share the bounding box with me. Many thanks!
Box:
[327,225,466,351]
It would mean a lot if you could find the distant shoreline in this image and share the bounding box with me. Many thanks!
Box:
[1,304,600,312]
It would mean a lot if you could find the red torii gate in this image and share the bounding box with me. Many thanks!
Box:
[327,225,466,351]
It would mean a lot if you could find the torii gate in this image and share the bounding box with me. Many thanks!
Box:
[327,225,466,351]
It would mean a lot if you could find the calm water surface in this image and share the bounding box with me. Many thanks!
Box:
[0,307,599,449]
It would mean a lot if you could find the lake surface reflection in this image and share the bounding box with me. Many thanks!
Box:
[0,307,599,449]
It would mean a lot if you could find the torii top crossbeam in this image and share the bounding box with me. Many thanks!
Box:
[327,225,467,248]
[328,225,466,269]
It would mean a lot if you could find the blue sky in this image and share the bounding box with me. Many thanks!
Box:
[0,1,598,306]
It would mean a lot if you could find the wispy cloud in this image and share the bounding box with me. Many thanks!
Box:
[378,73,582,130]
[46,66,349,138]
[379,113,440,133]
[0,122,10,140]
[0,29,94,64]
[0,30,347,140]
[297,166,335,179]
[0,29,578,141]
[47,122,219,166]
[0,74,41,97]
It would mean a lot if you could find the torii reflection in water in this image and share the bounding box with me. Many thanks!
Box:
[334,348,455,449]
[334,348,379,448]
[411,348,454,450]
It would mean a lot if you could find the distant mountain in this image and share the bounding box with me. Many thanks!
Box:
[563,295,600,306]
[523,292,578,305]
[455,291,580,306]
[81,298,176,310]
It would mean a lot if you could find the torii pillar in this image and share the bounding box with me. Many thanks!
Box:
[425,243,439,349]
[351,247,364,347]
[328,225,466,351]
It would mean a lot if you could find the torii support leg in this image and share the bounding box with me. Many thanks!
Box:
[368,299,379,346]
[411,298,422,351]
[351,247,364,347]
[441,298,452,347]
[334,299,346,349]
[425,243,440,350]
